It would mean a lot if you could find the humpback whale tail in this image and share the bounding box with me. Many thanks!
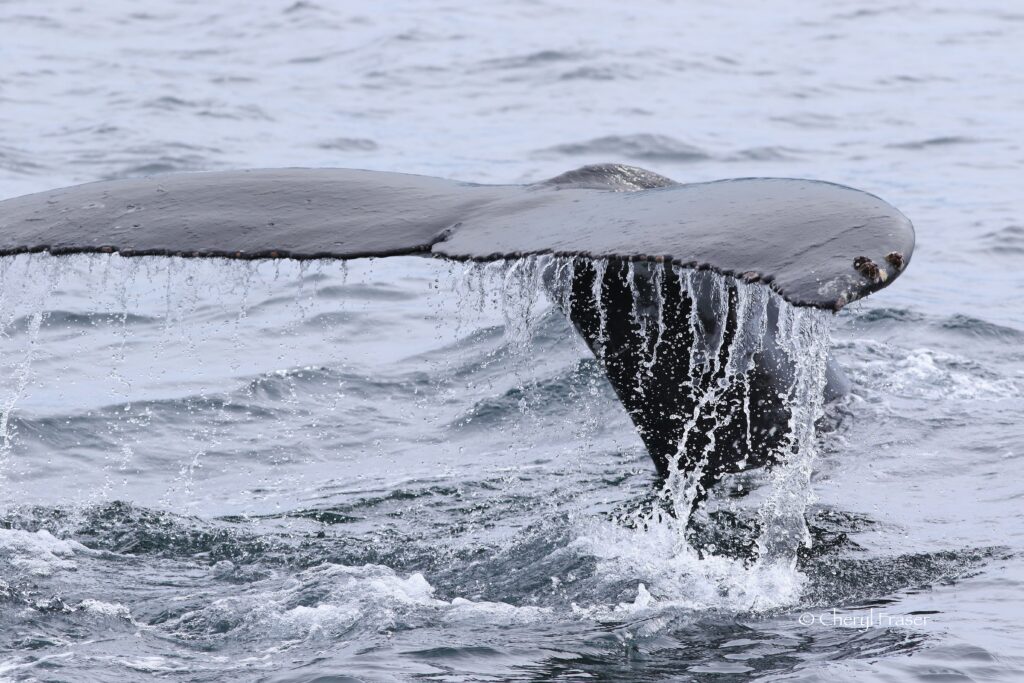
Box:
[0,164,914,493]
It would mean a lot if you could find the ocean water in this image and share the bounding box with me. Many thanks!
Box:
[1,1,1023,681]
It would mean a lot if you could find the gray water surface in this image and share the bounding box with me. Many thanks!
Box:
[1,1,1023,681]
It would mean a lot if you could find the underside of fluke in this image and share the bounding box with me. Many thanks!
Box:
[0,164,914,490]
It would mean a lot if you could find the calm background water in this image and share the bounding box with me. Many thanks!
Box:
[1,1,1023,681]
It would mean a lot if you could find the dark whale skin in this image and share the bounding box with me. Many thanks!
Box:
[0,164,913,310]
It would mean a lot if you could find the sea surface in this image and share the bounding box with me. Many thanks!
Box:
[1,1,1023,681]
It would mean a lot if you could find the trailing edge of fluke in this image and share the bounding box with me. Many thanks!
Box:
[0,164,914,310]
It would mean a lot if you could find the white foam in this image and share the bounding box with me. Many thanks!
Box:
[893,348,1020,399]
[849,343,1021,400]
[573,514,806,618]
[0,528,93,577]
[76,598,133,621]
[445,597,550,626]
[173,562,551,644]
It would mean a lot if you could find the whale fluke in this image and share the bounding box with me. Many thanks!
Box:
[0,164,912,310]
[0,164,914,488]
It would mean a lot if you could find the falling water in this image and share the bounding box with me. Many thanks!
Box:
[0,256,62,478]
[525,255,835,610]
[2,252,834,628]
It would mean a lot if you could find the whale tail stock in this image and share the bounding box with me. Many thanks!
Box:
[0,164,914,489]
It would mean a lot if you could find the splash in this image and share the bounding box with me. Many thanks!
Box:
[530,256,834,611]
